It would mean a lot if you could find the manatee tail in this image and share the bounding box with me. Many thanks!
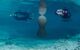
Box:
[37,25,47,38]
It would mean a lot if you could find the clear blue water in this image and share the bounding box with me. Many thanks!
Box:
[0,0,80,50]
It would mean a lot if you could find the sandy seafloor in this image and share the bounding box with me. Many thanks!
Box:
[0,34,79,50]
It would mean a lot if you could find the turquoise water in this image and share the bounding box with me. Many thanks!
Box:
[0,0,80,50]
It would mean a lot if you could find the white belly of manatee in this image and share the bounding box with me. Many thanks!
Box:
[38,15,47,25]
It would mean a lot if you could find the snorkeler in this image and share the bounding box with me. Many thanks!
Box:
[10,11,32,21]
[56,8,71,21]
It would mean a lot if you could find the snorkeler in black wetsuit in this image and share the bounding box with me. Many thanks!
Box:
[56,8,71,21]
[10,11,32,21]
[15,11,32,21]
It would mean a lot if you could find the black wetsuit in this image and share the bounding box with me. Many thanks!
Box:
[62,9,71,19]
